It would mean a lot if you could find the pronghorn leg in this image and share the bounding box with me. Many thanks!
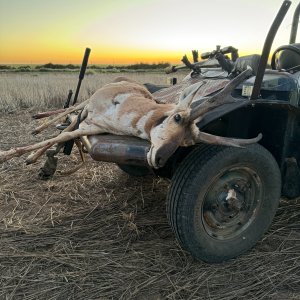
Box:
[26,114,79,164]
[32,98,90,135]
[32,108,66,120]
[0,125,102,163]
[25,144,54,165]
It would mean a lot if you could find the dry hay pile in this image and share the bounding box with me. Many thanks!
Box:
[0,111,299,300]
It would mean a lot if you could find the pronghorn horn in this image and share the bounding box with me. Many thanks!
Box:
[194,131,262,147]
[189,67,253,121]
[176,81,204,110]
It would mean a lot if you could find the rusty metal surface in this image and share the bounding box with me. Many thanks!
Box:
[88,134,150,166]
[153,76,229,104]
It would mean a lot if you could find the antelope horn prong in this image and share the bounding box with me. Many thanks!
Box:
[194,131,262,147]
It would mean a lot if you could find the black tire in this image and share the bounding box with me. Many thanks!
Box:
[117,164,151,177]
[167,143,281,263]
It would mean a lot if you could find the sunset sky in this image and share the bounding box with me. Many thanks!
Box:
[0,0,298,64]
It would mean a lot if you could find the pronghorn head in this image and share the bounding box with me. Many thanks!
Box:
[147,68,260,169]
[147,82,202,169]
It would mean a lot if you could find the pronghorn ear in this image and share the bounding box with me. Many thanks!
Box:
[175,81,203,111]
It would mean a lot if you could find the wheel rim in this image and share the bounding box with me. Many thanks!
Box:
[202,166,263,240]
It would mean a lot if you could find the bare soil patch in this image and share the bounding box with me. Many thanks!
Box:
[0,108,299,298]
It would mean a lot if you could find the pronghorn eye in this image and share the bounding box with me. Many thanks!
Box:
[174,114,182,123]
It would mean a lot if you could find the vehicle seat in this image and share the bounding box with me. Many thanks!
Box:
[232,54,261,75]
[275,43,300,71]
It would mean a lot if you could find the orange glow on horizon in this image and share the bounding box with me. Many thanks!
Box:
[0,0,298,65]
[0,46,261,65]
[0,47,185,65]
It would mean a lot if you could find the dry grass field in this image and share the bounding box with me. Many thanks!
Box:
[0,72,299,299]
[0,72,186,112]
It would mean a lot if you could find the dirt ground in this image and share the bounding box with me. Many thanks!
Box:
[0,111,299,300]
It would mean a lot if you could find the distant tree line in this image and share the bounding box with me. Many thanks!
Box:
[95,62,170,70]
[0,62,171,72]
[35,63,79,70]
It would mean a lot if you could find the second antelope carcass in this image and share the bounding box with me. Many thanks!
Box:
[0,68,260,168]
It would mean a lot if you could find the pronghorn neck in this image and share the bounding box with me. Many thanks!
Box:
[143,104,175,139]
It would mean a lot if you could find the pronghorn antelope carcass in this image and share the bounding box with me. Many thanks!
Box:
[0,68,261,169]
